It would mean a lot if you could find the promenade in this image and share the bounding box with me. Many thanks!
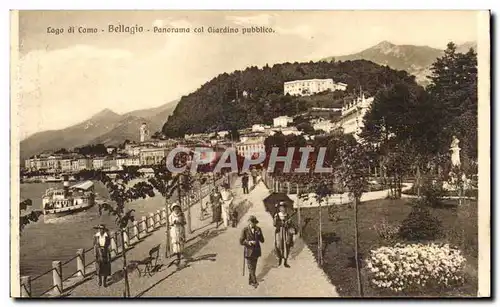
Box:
[66,180,338,297]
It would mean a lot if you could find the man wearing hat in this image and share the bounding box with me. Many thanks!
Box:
[93,224,111,287]
[239,215,265,288]
[273,201,296,268]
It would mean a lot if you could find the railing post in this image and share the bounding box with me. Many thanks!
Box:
[148,213,155,232]
[133,220,140,241]
[187,196,192,234]
[110,232,117,258]
[161,208,167,224]
[296,183,299,195]
[141,216,147,234]
[155,210,161,228]
[297,195,302,238]
[20,276,31,297]
[122,228,129,249]
[52,261,62,296]
[76,249,85,278]
[287,182,291,194]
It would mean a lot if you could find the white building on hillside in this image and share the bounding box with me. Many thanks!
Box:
[283,79,348,96]
[251,124,265,132]
[273,116,293,128]
[311,119,335,133]
[336,93,374,139]
[269,126,303,136]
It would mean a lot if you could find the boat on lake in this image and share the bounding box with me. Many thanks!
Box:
[42,177,96,220]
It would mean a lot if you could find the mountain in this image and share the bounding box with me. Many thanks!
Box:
[322,41,477,86]
[20,100,178,161]
[162,60,419,137]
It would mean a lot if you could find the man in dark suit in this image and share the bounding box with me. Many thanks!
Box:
[242,173,249,194]
[239,215,265,288]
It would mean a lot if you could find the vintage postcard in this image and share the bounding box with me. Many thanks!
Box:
[10,10,490,298]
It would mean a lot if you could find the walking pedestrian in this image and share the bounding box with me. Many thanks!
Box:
[273,201,296,268]
[242,173,249,194]
[93,224,111,287]
[210,187,222,228]
[239,215,265,288]
[250,167,258,186]
[220,184,233,228]
[169,203,186,266]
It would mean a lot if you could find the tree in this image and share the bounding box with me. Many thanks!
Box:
[147,161,185,257]
[336,140,369,297]
[361,82,443,196]
[98,171,155,297]
[427,42,478,161]
[297,179,335,266]
[226,128,240,142]
[20,199,43,232]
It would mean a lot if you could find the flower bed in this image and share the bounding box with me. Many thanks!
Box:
[366,243,466,293]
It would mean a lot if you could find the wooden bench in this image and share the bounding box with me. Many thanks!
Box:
[130,244,160,277]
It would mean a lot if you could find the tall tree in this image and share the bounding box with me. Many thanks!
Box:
[336,140,369,297]
[361,82,444,195]
[98,171,155,297]
[427,42,478,162]
[148,161,180,257]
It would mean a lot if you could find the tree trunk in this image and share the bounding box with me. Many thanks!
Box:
[354,197,363,297]
[120,229,131,297]
[165,197,171,258]
[318,199,323,266]
[416,164,421,197]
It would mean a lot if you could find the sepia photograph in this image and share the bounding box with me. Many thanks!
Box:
[10,10,490,298]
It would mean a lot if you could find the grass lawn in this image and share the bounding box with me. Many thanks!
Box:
[293,198,478,297]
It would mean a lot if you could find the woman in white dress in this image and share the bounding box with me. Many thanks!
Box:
[219,184,233,228]
[169,203,186,265]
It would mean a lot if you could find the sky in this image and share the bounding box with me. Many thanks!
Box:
[15,10,482,139]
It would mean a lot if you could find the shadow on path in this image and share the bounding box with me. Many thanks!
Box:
[135,253,218,297]
[256,236,307,283]
[133,228,226,297]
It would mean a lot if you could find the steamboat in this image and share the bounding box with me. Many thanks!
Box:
[42,176,95,220]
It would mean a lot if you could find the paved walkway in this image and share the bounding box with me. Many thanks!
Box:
[66,180,338,297]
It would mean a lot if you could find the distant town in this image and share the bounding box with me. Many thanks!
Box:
[22,78,372,180]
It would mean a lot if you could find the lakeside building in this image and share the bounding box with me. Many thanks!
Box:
[60,158,72,172]
[124,156,141,166]
[92,157,105,170]
[283,79,348,96]
[139,148,168,166]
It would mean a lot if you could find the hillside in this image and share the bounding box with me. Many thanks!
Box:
[20,100,178,160]
[322,41,477,86]
[162,60,418,137]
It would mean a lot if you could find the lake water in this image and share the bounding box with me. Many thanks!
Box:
[19,181,170,296]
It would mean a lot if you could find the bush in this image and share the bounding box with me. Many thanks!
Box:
[373,220,400,243]
[366,243,467,293]
[420,180,446,207]
[399,203,442,241]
